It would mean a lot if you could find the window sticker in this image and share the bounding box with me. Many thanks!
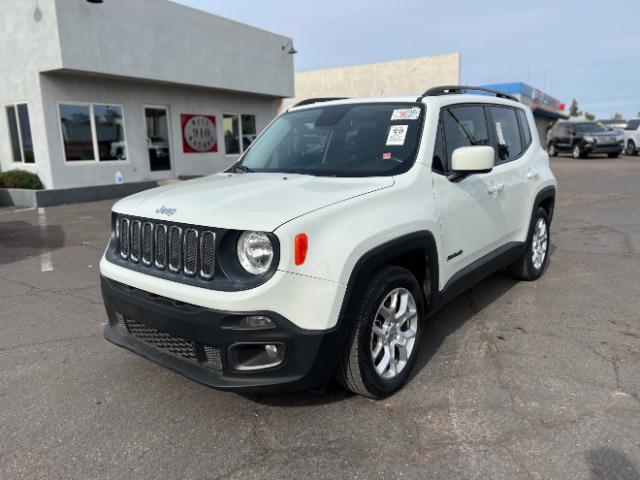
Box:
[391,107,421,121]
[382,152,392,160]
[386,125,408,146]
[495,121,506,145]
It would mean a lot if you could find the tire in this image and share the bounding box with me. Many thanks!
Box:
[548,142,557,157]
[626,141,637,156]
[337,265,424,399]
[572,144,585,159]
[508,207,551,281]
[608,152,620,159]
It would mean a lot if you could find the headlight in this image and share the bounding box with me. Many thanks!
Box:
[617,135,624,142]
[584,136,595,143]
[237,231,274,275]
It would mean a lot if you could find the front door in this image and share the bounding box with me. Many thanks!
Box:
[144,106,173,178]
[433,105,510,287]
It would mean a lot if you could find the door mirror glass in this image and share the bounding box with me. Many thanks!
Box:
[451,146,494,175]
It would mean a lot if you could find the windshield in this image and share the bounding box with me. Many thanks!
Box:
[573,122,608,134]
[235,103,424,177]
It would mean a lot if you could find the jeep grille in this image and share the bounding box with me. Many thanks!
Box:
[117,215,215,280]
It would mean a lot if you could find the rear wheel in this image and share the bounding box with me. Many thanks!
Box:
[337,265,424,398]
[508,207,550,281]
[626,140,637,156]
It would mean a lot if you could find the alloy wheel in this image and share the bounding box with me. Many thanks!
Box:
[573,145,581,159]
[370,288,418,379]
[531,217,548,271]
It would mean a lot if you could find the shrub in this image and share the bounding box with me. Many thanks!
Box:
[0,170,43,190]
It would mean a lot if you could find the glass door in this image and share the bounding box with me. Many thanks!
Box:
[144,106,173,174]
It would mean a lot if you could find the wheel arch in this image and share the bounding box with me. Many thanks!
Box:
[338,231,440,322]
[534,185,556,224]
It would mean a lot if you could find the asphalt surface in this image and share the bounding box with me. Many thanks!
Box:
[1,155,639,480]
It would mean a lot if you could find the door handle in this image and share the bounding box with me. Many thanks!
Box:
[526,169,539,180]
[487,183,504,195]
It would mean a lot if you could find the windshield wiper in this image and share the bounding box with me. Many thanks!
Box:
[231,164,254,174]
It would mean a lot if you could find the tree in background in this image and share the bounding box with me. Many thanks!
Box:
[612,112,624,121]
[569,99,582,117]
[585,112,596,121]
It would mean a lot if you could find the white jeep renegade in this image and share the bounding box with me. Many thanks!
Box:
[101,86,557,398]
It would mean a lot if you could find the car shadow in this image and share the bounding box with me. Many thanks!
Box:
[0,220,65,266]
[243,268,521,408]
[586,448,640,480]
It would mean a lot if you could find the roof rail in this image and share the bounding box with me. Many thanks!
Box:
[291,97,349,108]
[418,85,518,103]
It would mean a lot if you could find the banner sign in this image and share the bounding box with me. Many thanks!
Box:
[181,114,217,153]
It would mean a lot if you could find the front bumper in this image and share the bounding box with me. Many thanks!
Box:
[101,276,348,392]
[584,143,623,154]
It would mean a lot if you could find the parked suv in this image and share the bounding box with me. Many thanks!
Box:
[100,86,557,398]
[623,119,640,156]
[547,120,624,159]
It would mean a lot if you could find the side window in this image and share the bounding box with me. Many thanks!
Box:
[432,118,446,174]
[442,106,490,169]
[517,109,532,148]
[626,119,640,131]
[488,106,522,162]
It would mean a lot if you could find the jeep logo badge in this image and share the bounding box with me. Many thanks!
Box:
[156,205,177,216]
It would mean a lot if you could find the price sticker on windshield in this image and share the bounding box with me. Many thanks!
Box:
[386,125,409,146]
[391,107,421,121]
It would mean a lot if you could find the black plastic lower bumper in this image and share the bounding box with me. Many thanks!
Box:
[584,144,623,154]
[101,276,347,392]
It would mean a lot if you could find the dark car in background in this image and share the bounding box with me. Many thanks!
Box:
[546,121,624,159]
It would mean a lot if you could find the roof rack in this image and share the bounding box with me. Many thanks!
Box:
[418,85,518,103]
[292,97,349,108]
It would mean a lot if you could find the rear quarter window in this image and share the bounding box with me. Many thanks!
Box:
[517,109,532,148]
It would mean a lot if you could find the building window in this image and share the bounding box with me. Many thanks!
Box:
[94,105,126,160]
[5,103,35,163]
[224,113,257,155]
[59,102,127,162]
[241,114,257,151]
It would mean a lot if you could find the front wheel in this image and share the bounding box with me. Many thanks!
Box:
[548,142,557,157]
[337,265,424,398]
[508,207,551,281]
[572,144,586,159]
[608,152,621,159]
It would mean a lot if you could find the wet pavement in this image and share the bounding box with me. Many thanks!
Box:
[1,155,639,479]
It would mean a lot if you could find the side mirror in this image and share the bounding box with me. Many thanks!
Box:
[449,146,494,181]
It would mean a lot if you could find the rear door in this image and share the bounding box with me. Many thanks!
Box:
[486,105,534,242]
[432,104,510,286]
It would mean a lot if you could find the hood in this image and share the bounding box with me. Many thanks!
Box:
[113,172,394,231]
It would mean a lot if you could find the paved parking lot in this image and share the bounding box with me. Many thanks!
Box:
[1,155,639,480]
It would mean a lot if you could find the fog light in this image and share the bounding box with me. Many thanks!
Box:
[265,344,279,359]
[228,342,285,371]
[239,316,275,330]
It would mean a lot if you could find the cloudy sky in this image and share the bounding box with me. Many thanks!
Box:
[175,0,640,119]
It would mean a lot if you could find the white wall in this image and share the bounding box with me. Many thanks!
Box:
[282,53,461,110]
[53,0,294,98]
[40,72,279,189]
[0,0,60,186]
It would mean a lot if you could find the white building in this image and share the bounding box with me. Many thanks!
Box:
[281,53,461,111]
[0,0,294,190]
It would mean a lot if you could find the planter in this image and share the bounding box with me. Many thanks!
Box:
[0,181,159,208]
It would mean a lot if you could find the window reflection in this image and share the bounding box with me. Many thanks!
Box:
[224,114,241,155]
[60,104,94,161]
[94,105,126,161]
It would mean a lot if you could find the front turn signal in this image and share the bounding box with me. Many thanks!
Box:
[295,233,308,266]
